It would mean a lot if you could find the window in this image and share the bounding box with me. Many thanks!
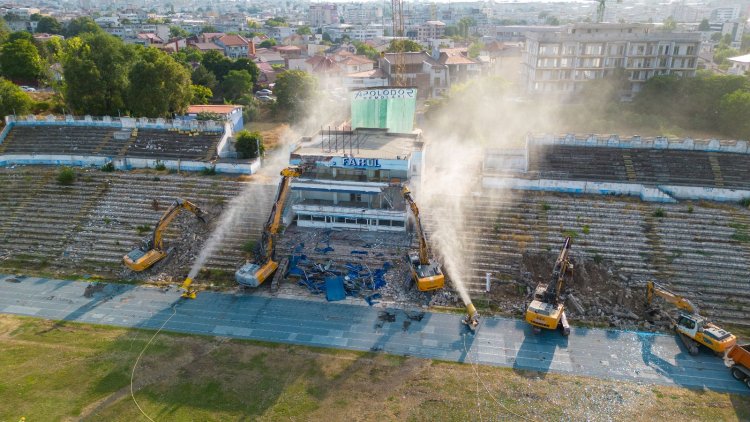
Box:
[311,215,325,222]
[391,220,405,227]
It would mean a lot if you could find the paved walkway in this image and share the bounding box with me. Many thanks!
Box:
[0,275,746,395]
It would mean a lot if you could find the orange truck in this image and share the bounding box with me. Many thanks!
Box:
[727,343,750,389]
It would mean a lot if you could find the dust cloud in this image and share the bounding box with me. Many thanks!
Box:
[418,76,557,305]
[187,89,345,282]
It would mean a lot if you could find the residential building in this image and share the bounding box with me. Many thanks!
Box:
[728,53,750,75]
[522,23,701,96]
[722,19,745,49]
[309,3,339,27]
[417,21,446,42]
[215,34,255,59]
[436,48,481,84]
[343,68,388,90]
[341,3,383,25]
[711,5,741,23]
[379,52,448,98]
[323,24,385,42]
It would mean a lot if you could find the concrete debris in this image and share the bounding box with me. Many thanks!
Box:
[567,294,585,314]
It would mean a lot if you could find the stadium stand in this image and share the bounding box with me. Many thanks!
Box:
[0,125,222,161]
[526,144,750,190]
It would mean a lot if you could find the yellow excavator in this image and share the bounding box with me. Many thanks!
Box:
[123,199,206,271]
[401,186,445,291]
[646,281,736,355]
[235,166,305,287]
[525,237,573,336]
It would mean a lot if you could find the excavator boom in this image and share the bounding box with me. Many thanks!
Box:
[401,186,444,291]
[646,281,699,314]
[525,237,573,336]
[123,198,206,271]
[236,165,307,287]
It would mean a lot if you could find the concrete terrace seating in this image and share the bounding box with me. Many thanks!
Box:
[0,168,274,278]
[528,145,750,189]
[422,192,750,326]
[128,129,222,161]
[1,126,121,156]
[1,125,222,161]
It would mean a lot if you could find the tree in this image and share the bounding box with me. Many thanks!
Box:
[296,25,312,36]
[169,25,189,39]
[200,25,218,34]
[458,17,476,39]
[64,17,102,37]
[234,129,264,159]
[191,65,218,90]
[220,70,253,102]
[719,90,750,139]
[126,48,192,117]
[698,18,710,32]
[36,16,62,34]
[662,16,677,31]
[0,17,8,43]
[265,17,287,27]
[0,38,44,82]
[259,39,276,48]
[190,84,213,103]
[201,50,232,80]
[468,42,484,59]
[353,41,379,60]
[0,77,32,118]
[387,39,423,53]
[274,69,316,121]
[231,58,259,84]
[62,33,130,115]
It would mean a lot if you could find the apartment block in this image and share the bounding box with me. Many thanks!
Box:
[521,24,701,96]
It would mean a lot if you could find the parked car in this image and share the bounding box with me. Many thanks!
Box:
[19,86,36,92]
[257,95,274,103]
[255,89,272,96]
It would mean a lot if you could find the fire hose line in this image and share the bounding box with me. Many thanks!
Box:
[462,327,538,422]
[130,302,179,422]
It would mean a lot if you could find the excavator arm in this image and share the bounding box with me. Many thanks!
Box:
[401,186,430,265]
[123,198,206,272]
[400,185,444,291]
[152,199,206,250]
[646,281,699,314]
[544,236,572,305]
[235,165,307,287]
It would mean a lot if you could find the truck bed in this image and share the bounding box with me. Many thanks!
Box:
[729,343,750,368]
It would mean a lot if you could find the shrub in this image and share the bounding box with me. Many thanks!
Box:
[57,167,75,185]
[687,205,694,213]
[652,208,666,218]
[154,161,166,171]
[540,202,551,211]
[234,130,265,159]
[582,224,590,235]
[136,224,151,235]
[739,198,750,208]
[100,162,115,172]
[593,253,604,264]
[201,166,217,176]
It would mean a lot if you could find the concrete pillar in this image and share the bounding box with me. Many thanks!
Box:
[333,192,338,205]
[486,272,491,292]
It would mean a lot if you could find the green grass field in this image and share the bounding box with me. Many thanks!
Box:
[0,315,748,421]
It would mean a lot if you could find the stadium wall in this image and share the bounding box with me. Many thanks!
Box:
[529,134,750,154]
[482,176,750,203]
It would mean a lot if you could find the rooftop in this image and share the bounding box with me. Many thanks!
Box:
[728,53,750,64]
[292,128,421,161]
[186,105,242,115]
